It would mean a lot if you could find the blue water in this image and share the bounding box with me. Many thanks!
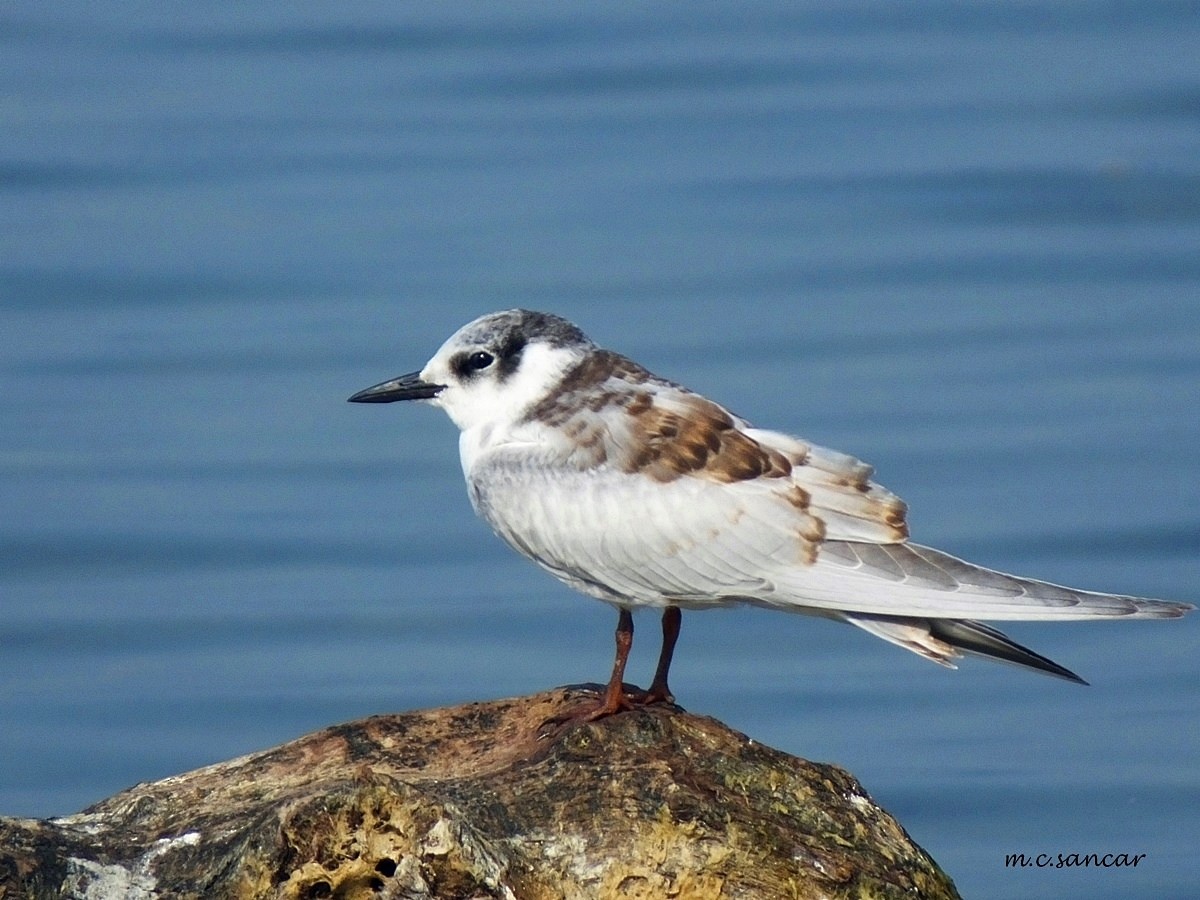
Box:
[3,3,1198,897]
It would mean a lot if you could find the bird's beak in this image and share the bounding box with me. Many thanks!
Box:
[347,371,445,403]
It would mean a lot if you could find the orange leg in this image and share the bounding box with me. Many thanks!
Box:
[583,608,638,720]
[547,607,681,733]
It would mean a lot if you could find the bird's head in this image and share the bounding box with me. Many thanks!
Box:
[348,309,595,431]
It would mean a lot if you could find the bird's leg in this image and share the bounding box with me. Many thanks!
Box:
[540,608,676,737]
[586,608,638,719]
[537,610,635,736]
[642,606,681,705]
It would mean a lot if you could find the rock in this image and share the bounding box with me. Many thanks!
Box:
[0,688,959,899]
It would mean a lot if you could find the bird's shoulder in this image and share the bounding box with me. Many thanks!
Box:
[517,349,792,483]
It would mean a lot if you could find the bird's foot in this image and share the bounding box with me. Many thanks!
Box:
[537,683,677,739]
[639,678,675,707]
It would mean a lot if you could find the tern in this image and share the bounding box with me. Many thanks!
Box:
[350,309,1191,719]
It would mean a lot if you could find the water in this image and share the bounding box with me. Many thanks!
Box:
[3,3,1198,897]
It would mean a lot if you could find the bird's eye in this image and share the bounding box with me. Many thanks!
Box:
[467,351,494,371]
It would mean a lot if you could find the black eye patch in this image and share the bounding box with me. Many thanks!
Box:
[451,334,527,381]
[451,350,493,379]
[494,334,527,381]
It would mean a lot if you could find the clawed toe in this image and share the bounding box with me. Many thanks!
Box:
[536,683,678,739]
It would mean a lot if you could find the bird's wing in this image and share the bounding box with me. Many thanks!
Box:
[479,375,1189,620]
[469,431,1189,622]
[789,539,1189,619]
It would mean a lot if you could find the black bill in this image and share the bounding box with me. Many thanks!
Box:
[348,371,445,403]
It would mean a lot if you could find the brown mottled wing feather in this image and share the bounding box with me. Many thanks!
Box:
[605,384,910,545]
[618,392,793,483]
[526,351,909,545]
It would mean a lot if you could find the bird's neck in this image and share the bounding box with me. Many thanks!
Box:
[457,417,556,477]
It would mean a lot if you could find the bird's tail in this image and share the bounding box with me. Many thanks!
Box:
[843,613,1088,683]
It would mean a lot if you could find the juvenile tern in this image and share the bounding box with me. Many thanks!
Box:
[350,309,1191,719]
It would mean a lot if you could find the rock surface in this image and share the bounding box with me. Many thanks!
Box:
[0,688,960,899]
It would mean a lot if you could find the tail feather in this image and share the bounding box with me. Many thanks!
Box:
[930,618,1087,684]
[843,613,1088,683]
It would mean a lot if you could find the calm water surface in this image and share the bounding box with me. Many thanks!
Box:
[3,4,1198,898]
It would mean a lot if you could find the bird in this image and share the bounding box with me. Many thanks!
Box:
[349,309,1192,720]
